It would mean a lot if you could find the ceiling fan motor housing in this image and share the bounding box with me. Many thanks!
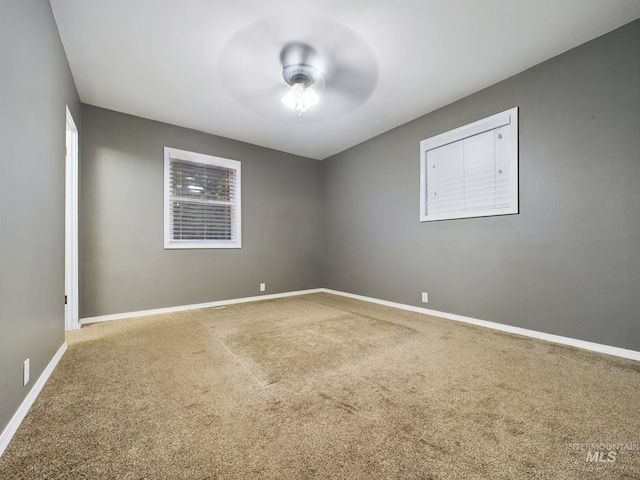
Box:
[281,42,324,88]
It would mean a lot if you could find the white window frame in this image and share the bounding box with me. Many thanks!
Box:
[419,107,519,222]
[164,147,241,249]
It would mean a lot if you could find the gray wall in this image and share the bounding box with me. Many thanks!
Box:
[323,20,640,351]
[0,5,637,443]
[0,1,81,433]
[80,105,323,318]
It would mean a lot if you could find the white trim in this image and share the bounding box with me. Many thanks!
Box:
[80,289,325,325]
[164,146,242,249]
[79,287,640,362]
[420,107,519,223]
[420,109,514,152]
[65,106,80,331]
[0,343,68,458]
[321,289,640,362]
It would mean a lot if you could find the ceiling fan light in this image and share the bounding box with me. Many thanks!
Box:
[302,86,320,108]
[281,82,319,113]
[281,83,303,109]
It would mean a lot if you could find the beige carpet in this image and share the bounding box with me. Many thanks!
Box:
[1,293,639,479]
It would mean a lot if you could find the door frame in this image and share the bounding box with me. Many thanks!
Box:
[65,106,80,331]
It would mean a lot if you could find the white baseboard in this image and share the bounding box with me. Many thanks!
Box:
[321,289,640,362]
[80,288,325,325]
[80,287,639,362]
[0,342,68,458]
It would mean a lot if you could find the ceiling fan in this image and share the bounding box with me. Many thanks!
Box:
[279,41,324,116]
[218,15,378,123]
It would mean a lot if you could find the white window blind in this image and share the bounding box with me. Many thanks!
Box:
[420,107,518,222]
[164,147,241,249]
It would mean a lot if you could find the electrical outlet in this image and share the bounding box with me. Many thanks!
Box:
[260,283,266,292]
[23,358,30,386]
[421,292,429,303]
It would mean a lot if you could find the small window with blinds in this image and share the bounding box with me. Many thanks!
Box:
[164,147,241,249]
[420,107,518,222]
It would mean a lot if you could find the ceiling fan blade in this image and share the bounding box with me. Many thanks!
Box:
[218,15,378,123]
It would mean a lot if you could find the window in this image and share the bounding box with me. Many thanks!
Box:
[420,107,518,222]
[164,147,241,249]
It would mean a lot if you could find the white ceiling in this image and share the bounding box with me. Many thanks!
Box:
[50,0,640,160]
